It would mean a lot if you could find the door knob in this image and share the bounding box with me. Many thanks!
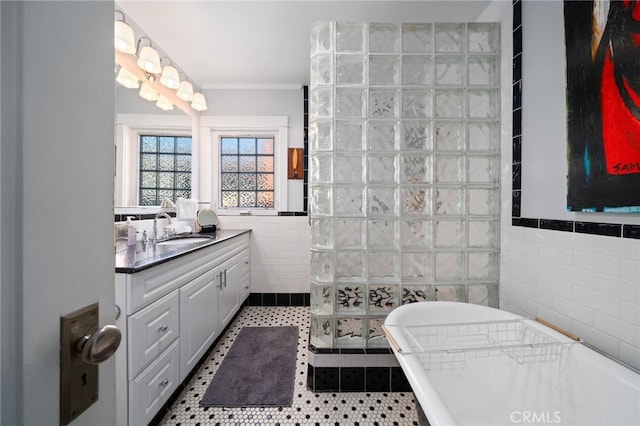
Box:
[76,324,122,365]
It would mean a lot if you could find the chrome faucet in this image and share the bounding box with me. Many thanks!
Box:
[153,213,173,241]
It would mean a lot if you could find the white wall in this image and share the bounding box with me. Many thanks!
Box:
[500,0,640,370]
[501,226,640,368]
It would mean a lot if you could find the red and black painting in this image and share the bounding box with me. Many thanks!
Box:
[564,0,640,212]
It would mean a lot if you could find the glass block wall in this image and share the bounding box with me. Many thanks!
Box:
[309,22,501,348]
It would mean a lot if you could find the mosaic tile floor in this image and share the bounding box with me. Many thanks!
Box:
[158,306,419,426]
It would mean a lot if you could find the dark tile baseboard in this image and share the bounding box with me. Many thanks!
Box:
[245,292,310,307]
[308,344,392,355]
[306,365,411,393]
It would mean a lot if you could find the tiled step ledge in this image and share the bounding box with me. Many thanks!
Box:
[307,341,411,392]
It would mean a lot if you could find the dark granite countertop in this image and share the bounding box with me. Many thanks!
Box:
[115,229,251,274]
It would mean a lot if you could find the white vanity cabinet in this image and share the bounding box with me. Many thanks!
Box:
[115,231,250,426]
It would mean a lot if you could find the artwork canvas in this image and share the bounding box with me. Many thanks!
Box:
[564,0,640,212]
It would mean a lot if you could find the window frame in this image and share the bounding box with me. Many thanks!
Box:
[201,116,288,216]
[138,134,194,206]
[217,134,276,210]
[115,114,192,207]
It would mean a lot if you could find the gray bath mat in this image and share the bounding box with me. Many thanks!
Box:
[200,326,299,407]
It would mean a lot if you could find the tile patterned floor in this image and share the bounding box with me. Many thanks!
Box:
[158,306,419,426]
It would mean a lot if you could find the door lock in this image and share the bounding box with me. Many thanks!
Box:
[60,303,121,425]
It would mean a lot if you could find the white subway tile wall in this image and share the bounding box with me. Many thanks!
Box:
[219,216,311,293]
[500,227,640,370]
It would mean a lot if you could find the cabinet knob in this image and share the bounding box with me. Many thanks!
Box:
[159,379,169,387]
[159,324,169,333]
[76,325,122,365]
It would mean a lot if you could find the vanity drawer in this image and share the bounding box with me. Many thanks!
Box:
[129,340,180,426]
[128,290,179,380]
[125,250,216,313]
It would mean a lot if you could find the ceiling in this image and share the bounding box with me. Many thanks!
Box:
[117,1,493,90]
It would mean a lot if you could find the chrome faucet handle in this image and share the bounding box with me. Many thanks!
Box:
[151,212,174,242]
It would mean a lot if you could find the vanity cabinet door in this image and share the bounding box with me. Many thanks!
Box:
[179,267,219,381]
[218,255,241,329]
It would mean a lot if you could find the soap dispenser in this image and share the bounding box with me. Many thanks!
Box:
[126,217,136,246]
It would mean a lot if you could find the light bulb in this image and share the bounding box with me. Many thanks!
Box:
[191,92,208,111]
[139,83,158,101]
[114,20,136,54]
[156,95,174,111]
[160,65,180,89]
[176,80,194,102]
[115,67,139,89]
[137,46,161,74]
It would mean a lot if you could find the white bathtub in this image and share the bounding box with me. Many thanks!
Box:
[383,302,640,426]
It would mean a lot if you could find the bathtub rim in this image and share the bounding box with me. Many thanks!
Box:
[384,301,640,426]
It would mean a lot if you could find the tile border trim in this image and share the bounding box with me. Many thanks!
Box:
[512,218,640,240]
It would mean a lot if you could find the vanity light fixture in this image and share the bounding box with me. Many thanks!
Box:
[115,66,139,89]
[139,82,158,101]
[155,94,174,111]
[136,37,162,75]
[114,10,208,116]
[114,11,136,54]
[176,79,194,102]
[191,92,208,111]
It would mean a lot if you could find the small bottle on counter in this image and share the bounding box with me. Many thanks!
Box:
[126,217,136,246]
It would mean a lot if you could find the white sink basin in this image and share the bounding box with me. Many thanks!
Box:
[156,237,212,246]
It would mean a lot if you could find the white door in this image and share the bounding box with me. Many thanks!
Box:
[1,1,117,424]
